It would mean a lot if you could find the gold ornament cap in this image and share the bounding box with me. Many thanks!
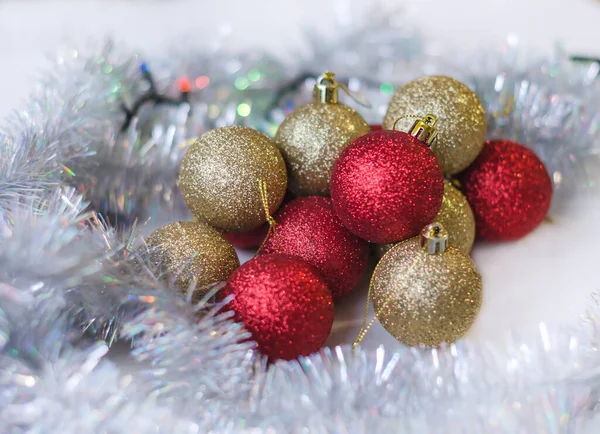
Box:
[392,114,439,146]
[409,114,438,147]
[313,71,339,104]
[420,222,448,254]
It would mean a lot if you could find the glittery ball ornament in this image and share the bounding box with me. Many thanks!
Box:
[374,180,476,258]
[146,221,240,295]
[370,223,482,347]
[179,126,287,232]
[459,139,552,241]
[274,72,370,197]
[223,223,269,250]
[383,75,486,175]
[262,196,370,298]
[330,125,444,244]
[223,254,334,360]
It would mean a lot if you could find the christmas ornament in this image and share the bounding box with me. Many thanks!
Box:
[374,180,476,258]
[223,254,334,360]
[357,223,482,347]
[435,180,476,252]
[223,223,269,250]
[330,116,444,244]
[383,75,486,175]
[178,126,287,232]
[262,196,370,298]
[145,220,240,295]
[459,139,553,241]
[274,72,370,196]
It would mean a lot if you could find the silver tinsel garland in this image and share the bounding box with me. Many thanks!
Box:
[1,5,600,433]
[0,192,254,433]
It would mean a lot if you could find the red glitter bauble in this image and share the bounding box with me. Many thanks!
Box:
[223,254,334,360]
[262,196,370,298]
[223,223,269,249]
[330,130,444,243]
[459,139,552,241]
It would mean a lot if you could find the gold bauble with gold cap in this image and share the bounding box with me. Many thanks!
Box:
[383,75,487,175]
[357,223,482,348]
[274,72,370,196]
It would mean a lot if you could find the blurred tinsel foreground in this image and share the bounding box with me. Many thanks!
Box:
[1,5,600,433]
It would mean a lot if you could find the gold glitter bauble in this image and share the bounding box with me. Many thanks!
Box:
[371,231,482,347]
[436,180,475,253]
[146,220,240,295]
[383,75,486,175]
[179,126,287,232]
[373,180,476,258]
[274,102,369,196]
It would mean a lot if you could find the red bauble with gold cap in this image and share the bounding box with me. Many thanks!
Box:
[330,115,444,244]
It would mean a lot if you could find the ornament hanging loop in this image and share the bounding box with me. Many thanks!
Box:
[313,71,372,108]
[393,114,439,147]
[420,222,448,254]
[256,179,278,254]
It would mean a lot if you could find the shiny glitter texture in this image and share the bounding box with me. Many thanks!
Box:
[223,223,269,250]
[223,254,334,360]
[459,140,553,241]
[145,221,240,295]
[274,102,370,196]
[178,126,287,232]
[262,196,370,298]
[330,130,444,244]
[371,237,482,347]
[382,75,487,175]
[436,180,476,252]
[374,180,475,257]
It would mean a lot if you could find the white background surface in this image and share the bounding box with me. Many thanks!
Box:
[0,0,599,351]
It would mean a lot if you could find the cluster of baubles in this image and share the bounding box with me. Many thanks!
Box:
[146,72,553,360]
